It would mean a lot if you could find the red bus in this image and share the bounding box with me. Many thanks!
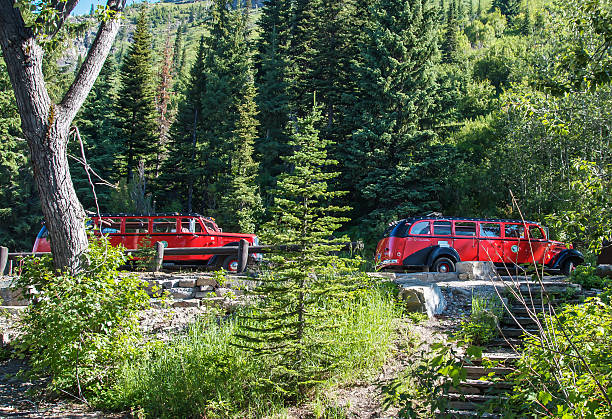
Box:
[375,216,583,275]
[33,213,259,272]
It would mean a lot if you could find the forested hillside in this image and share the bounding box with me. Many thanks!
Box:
[1,0,610,254]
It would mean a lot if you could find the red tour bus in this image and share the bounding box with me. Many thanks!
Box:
[375,216,583,275]
[33,213,259,272]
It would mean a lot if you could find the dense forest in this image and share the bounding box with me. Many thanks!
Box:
[1,0,610,255]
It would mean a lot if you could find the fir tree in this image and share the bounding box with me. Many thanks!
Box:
[115,8,158,181]
[254,0,292,198]
[345,0,440,239]
[159,36,207,212]
[172,24,184,77]
[235,104,353,395]
[198,0,261,230]
[72,57,121,212]
[491,0,520,17]
[442,0,460,63]
[0,54,40,251]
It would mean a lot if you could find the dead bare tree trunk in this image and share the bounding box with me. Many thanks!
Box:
[0,0,127,272]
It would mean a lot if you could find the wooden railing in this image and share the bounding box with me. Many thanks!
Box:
[0,241,364,275]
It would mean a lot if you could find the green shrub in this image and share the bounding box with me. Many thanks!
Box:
[108,283,400,417]
[570,265,611,290]
[456,292,504,345]
[510,291,612,417]
[14,235,151,403]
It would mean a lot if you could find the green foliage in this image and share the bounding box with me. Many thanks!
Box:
[509,291,612,417]
[109,284,399,417]
[0,53,40,252]
[406,312,429,324]
[344,0,440,242]
[133,235,156,272]
[569,265,611,290]
[383,342,474,418]
[234,105,360,396]
[115,7,159,181]
[457,292,504,345]
[14,236,151,402]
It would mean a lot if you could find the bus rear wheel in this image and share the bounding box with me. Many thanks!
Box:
[432,257,455,273]
[222,255,239,273]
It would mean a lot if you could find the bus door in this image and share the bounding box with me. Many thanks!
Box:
[527,224,548,265]
[503,223,530,264]
[403,221,433,265]
[124,218,151,250]
[177,217,214,261]
[478,222,504,263]
[453,221,478,261]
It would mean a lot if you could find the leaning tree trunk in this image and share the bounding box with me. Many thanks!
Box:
[0,0,126,272]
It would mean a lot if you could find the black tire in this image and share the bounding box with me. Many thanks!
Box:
[561,259,577,276]
[222,255,239,273]
[432,257,455,273]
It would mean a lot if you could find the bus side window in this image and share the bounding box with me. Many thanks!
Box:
[181,219,203,233]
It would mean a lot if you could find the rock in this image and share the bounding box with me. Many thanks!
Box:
[199,285,215,292]
[195,291,216,298]
[172,299,200,308]
[398,281,446,318]
[178,279,196,288]
[161,280,178,289]
[596,264,612,278]
[196,277,218,287]
[0,286,28,306]
[456,261,497,280]
[458,273,470,281]
[168,287,195,299]
[215,287,234,297]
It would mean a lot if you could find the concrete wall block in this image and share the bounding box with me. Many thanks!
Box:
[172,299,201,308]
[398,281,446,318]
[178,279,196,288]
[168,287,195,300]
[456,261,497,280]
[196,277,218,287]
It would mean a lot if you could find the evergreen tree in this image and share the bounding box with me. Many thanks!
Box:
[442,0,460,63]
[198,0,261,230]
[115,7,158,181]
[172,24,184,77]
[235,105,353,395]
[254,0,292,198]
[159,37,207,212]
[0,54,40,251]
[345,0,439,239]
[491,0,520,17]
[72,57,121,212]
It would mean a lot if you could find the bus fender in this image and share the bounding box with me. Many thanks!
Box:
[549,249,584,269]
[426,246,461,267]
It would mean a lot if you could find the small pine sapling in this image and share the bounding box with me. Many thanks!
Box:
[235,104,359,397]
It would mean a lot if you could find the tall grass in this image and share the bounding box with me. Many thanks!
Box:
[106,283,400,418]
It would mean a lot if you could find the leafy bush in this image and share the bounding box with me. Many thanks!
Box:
[570,265,611,290]
[108,283,400,417]
[14,236,151,403]
[456,292,504,345]
[383,343,483,418]
[510,291,612,418]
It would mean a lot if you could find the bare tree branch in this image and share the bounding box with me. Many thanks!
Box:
[59,0,127,125]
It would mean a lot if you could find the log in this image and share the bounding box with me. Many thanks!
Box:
[153,241,165,272]
[237,239,249,273]
[0,246,7,275]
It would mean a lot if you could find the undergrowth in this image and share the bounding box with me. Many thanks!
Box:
[456,292,504,345]
[105,282,400,418]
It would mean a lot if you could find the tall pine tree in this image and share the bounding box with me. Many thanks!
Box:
[115,8,158,182]
[198,0,261,231]
[72,57,121,212]
[254,0,292,199]
[345,0,440,239]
